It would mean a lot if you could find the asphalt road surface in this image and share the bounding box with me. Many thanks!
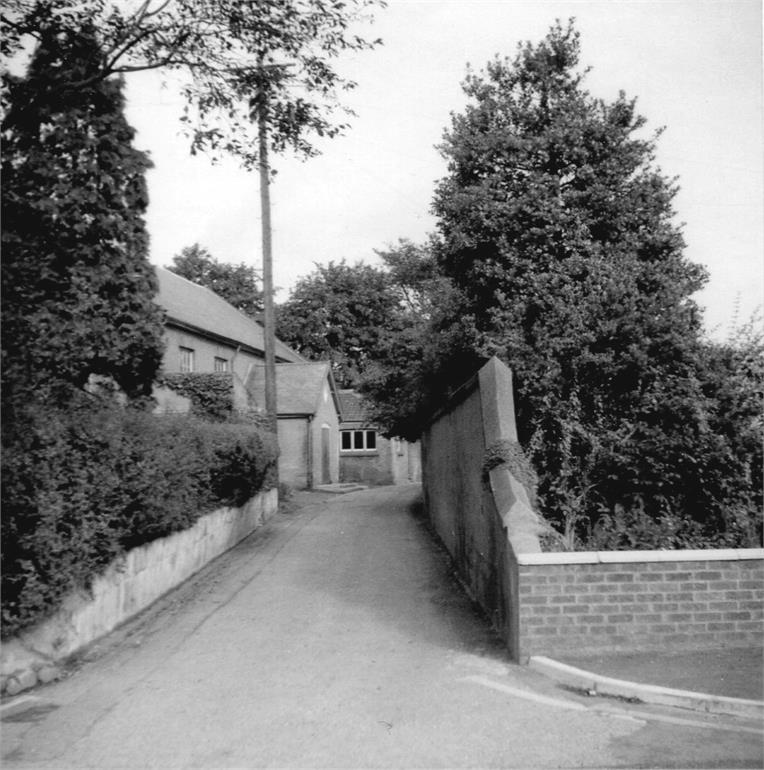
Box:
[2,485,762,768]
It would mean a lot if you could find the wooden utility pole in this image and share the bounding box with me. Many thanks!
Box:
[257,86,278,437]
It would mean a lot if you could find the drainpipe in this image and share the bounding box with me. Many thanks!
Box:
[306,414,313,489]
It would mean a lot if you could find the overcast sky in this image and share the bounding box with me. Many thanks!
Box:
[125,0,763,341]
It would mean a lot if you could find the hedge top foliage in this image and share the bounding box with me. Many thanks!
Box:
[1,396,277,639]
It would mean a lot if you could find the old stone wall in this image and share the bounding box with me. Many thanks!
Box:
[1,488,278,695]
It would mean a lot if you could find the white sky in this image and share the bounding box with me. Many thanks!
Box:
[124,0,763,341]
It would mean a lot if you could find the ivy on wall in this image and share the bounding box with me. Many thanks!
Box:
[158,372,235,422]
[482,439,538,507]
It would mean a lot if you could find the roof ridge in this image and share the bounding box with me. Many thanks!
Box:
[157,266,265,329]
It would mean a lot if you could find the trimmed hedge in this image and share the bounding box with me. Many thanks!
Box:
[1,397,277,639]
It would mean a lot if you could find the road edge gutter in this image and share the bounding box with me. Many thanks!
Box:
[529,655,764,720]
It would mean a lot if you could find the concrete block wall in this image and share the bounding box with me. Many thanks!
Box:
[1,488,278,696]
[516,550,764,659]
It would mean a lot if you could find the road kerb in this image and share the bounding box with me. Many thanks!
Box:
[529,655,764,721]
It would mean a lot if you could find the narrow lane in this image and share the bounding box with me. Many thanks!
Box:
[2,486,761,768]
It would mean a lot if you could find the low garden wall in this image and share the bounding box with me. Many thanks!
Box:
[517,549,764,659]
[1,487,278,696]
[421,356,764,663]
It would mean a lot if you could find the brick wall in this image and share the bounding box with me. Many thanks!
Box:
[516,551,764,659]
[420,356,763,663]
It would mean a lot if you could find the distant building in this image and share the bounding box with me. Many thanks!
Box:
[337,390,421,487]
[155,267,302,401]
[247,363,341,489]
[153,267,341,489]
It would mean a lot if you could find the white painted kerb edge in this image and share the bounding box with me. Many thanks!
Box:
[529,656,764,720]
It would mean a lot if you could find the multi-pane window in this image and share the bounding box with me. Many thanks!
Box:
[341,430,377,452]
[179,346,195,373]
[214,357,229,372]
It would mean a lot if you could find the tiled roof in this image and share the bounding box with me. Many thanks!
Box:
[154,267,303,363]
[246,362,338,415]
[337,389,368,423]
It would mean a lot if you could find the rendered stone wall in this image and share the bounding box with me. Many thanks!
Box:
[277,417,309,488]
[516,550,764,659]
[421,358,541,657]
[1,488,278,695]
[311,384,340,485]
[163,325,262,390]
[422,378,485,562]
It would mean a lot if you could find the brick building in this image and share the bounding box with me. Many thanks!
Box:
[337,389,421,486]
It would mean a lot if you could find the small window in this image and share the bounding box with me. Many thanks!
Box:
[214,357,229,372]
[179,346,194,373]
[341,429,377,453]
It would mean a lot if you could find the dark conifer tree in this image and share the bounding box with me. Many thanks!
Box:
[1,24,165,415]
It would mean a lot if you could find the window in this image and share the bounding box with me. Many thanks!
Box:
[340,429,377,452]
[179,346,194,373]
[214,357,229,372]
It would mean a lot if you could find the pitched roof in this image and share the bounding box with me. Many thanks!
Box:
[154,267,303,363]
[246,362,339,416]
[337,389,368,423]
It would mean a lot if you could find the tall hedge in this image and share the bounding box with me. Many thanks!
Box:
[1,398,277,639]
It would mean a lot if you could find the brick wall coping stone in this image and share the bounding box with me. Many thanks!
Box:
[516,547,764,566]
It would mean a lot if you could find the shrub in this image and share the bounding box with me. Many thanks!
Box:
[1,396,277,638]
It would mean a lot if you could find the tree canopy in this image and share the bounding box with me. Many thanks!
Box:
[1,0,385,167]
[362,21,762,549]
[276,260,404,389]
[167,244,263,318]
[358,240,475,435]
[1,23,165,415]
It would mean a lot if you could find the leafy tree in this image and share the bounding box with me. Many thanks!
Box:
[1,0,384,166]
[367,21,761,548]
[167,244,263,318]
[1,24,165,415]
[359,240,478,436]
[276,260,402,388]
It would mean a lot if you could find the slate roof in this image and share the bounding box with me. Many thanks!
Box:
[246,362,339,416]
[154,267,303,363]
[337,389,368,424]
